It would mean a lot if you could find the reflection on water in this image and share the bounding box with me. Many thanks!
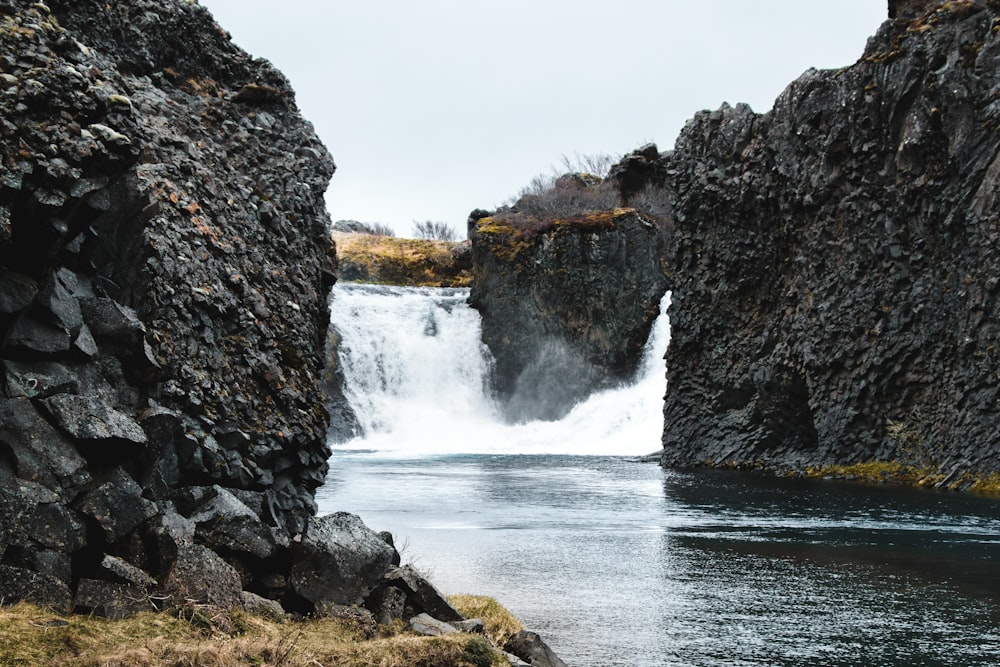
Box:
[316,455,1000,667]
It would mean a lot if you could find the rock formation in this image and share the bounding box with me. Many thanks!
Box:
[661,0,1000,488]
[0,0,376,615]
[469,206,668,421]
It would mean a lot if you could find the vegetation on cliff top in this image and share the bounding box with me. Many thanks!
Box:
[0,596,518,666]
[333,231,472,287]
[476,148,672,250]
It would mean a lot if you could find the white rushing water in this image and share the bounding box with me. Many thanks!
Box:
[329,283,671,457]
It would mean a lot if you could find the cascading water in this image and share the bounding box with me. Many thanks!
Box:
[328,282,671,456]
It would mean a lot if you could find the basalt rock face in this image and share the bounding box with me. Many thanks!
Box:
[469,209,668,421]
[662,1,1000,484]
[0,0,362,613]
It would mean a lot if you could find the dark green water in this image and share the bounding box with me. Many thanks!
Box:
[317,454,1000,667]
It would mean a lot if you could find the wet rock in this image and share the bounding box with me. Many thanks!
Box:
[289,512,396,608]
[504,630,568,667]
[470,209,667,421]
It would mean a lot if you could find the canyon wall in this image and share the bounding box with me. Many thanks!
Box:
[662,0,1000,488]
[0,0,379,615]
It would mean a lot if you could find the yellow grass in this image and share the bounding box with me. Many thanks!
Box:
[0,602,508,667]
[332,232,471,287]
[449,595,524,647]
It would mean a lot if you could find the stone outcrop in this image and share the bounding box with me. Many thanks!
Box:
[661,0,1000,488]
[0,0,376,615]
[469,208,668,421]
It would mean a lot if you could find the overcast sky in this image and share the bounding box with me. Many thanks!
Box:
[198,1,888,238]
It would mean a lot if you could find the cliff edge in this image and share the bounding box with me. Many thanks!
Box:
[662,0,1000,491]
[0,0,400,617]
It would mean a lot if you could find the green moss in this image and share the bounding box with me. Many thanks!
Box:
[805,460,945,487]
[968,472,1000,496]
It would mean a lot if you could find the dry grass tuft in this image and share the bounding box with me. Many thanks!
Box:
[333,231,471,287]
[0,603,507,667]
[449,595,524,647]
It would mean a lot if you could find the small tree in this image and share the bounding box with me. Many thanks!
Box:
[412,220,457,241]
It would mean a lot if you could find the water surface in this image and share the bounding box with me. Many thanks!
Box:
[317,455,1000,667]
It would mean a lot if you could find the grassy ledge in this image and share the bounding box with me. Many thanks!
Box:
[0,598,519,667]
[333,231,471,287]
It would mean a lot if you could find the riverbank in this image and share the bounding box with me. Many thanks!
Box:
[0,595,524,667]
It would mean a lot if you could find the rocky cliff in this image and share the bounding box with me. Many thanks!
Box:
[0,0,411,617]
[469,207,668,421]
[661,0,1000,490]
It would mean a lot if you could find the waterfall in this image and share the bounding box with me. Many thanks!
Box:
[329,283,670,457]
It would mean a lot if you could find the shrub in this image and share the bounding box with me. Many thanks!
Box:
[412,220,458,241]
[332,219,396,237]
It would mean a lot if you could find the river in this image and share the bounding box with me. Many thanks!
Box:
[318,283,1000,666]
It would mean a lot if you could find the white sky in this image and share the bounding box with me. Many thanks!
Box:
[197,1,888,237]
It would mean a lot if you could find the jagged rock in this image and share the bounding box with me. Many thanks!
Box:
[240,590,285,619]
[0,564,72,613]
[188,485,287,560]
[159,544,241,608]
[0,397,90,495]
[381,564,464,623]
[366,584,406,625]
[470,209,667,421]
[504,630,568,667]
[77,469,157,542]
[660,2,1000,485]
[41,393,147,443]
[0,478,85,554]
[289,512,396,608]
[456,618,485,634]
[0,0,340,611]
[74,568,156,619]
[408,612,460,636]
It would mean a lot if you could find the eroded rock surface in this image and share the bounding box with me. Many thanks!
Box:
[0,0,362,614]
[469,209,668,421]
[661,1,1000,486]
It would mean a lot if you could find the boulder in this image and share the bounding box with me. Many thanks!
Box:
[365,583,406,625]
[381,564,464,623]
[408,612,459,637]
[159,544,242,608]
[289,512,396,608]
[0,564,72,613]
[77,469,157,542]
[504,630,568,667]
[188,485,286,560]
